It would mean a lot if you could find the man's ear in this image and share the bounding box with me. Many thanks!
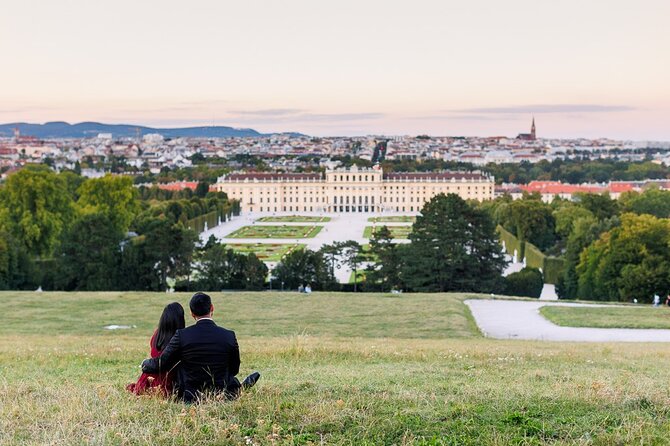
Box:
[210,304,214,314]
[191,312,197,319]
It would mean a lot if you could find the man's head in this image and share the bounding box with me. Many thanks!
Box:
[189,292,213,319]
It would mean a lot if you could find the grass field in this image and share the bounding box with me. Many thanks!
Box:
[227,243,305,262]
[3,292,670,445]
[540,305,670,329]
[368,216,416,223]
[256,216,331,223]
[226,225,323,239]
[363,225,412,239]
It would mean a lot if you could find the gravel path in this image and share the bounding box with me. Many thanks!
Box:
[465,299,670,342]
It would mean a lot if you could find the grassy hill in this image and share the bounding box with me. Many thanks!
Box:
[1,292,670,444]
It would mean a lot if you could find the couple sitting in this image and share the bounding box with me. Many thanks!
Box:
[127,292,260,403]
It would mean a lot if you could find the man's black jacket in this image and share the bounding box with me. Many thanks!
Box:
[142,319,241,402]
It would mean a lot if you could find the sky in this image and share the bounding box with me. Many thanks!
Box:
[0,0,668,139]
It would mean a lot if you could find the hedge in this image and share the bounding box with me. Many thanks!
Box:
[496,225,565,285]
[497,225,524,260]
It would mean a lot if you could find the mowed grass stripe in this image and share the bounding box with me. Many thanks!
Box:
[540,305,670,329]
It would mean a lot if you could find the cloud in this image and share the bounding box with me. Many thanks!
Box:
[449,104,636,114]
[225,111,385,124]
[229,108,305,116]
[408,114,518,121]
[296,112,384,122]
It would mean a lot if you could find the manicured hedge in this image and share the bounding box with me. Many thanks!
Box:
[497,225,524,260]
[524,242,545,270]
[496,226,565,285]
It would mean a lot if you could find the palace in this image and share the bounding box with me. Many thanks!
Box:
[212,166,494,213]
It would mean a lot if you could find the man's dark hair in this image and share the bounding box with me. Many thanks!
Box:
[190,292,212,317]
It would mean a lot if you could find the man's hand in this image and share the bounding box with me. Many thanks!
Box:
[141,359,154,373]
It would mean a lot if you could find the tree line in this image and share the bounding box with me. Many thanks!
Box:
[486,186,670,302]
[0,165,239,291]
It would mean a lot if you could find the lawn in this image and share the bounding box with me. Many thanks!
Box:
[227,243,305,262]
[540,305,670,329]
[2,292,670,444]
[363,225,412,239]
[226,225,323,239]
[368,216,416,223]
[256,216,331,223]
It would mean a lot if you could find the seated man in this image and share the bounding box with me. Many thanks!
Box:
[141,292,259,402]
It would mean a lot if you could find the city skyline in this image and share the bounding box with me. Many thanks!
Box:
[1,0,668,140]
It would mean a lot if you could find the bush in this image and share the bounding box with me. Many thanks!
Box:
[503,267,543,298]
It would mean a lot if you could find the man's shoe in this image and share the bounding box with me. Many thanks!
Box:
[242,372,261,389]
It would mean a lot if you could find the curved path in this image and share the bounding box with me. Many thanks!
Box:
[465,299,670,342]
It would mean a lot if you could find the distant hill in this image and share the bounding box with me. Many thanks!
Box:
[0,121,305,139]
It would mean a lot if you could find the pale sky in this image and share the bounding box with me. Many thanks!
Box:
[1,0,669,139]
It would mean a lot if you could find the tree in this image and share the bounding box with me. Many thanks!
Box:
[195,181,210,198]
[0,166,75,257]
[194,242,266,290]
[620,187,670,218]
[336,241,363,292]
[55,213,123,291]
[272,248,332,291]
[496,195,556,251]
[553,203,594,240]
[366,226,403,291]
[403,193,507,292]
[573,193,619,220]
[575,213,670,302]
[195,243,243,290]
[242,253,268,290]
[557,214,620,299]
[77,174,139,233]
[142,218,198,291]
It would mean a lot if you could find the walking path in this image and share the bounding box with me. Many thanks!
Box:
[465,299,670,342]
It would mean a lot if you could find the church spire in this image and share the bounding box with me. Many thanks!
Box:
[530,117,536,140]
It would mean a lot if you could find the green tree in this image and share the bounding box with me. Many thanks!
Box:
[242,253,268,290]
[336,240,363,292]
[77,174,139,233]
[272,248,332,291]
[553,203,594,240]
[619,187,670,218]
[195,181,210,198]
[0,166,75,257]
[142,218,198,291]
[496,195,556,251]
[573,192,619,220]
[55,213,123,291]
[366,226,403,291]
[403,194,507,292]
[576,213,670,302]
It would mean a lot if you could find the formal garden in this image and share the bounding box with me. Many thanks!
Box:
[256,215,331,223]
[226,225,323,239]
[227,243,304,262]
[363,225,412,239]
[368,216,416,223]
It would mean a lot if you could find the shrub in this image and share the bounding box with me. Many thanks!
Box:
[503,267,543,298]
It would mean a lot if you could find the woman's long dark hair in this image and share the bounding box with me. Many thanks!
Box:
[154,302,185,352]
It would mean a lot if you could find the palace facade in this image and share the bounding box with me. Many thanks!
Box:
[212,166,494,213]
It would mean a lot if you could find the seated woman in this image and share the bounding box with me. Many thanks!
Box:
[127,302,185,396]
